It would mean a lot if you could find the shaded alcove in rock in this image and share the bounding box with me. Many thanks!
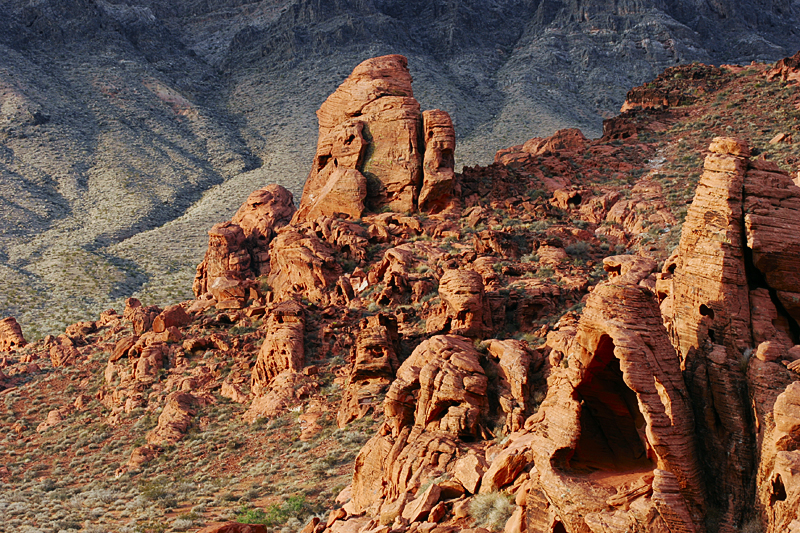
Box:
[570,334,654,472]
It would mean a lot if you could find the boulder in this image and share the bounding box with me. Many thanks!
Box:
[454,453,489,494]
[0,317,26,351]
[251,301,305,396]
[338,313,401,427]
[152,304,190,333]
[146,391,196,446]
[418,109,456,212]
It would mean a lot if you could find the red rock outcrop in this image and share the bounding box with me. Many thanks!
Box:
[621,64,726,112]
[485,339,542,434]
[296,55,456,219]
[511,257,705,532]
[426,269,490,337]
[337,313,401,427]
[418,109,456,212]
[251,300,305,396]
[266,226,343,305]
[146,391,196,446]
[232,184,297,269]
[766,51,800,83]
[193,185,295,299]
[743,159,800,322]
[0,317,26,351]
[351,335,488,515]
[152,304,190,333]
[660,137,796,530]
[494,128,588,167]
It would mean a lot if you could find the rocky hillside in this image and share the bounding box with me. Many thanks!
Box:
[1,0,799,339]
[1,51,800,533]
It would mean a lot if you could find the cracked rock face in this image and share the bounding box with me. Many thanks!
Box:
[296,54,455,221]
[193,185,295,300]
[351,335,489,514]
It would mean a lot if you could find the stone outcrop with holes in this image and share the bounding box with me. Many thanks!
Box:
[0,317,25,351]
[660,137,800,531]
[250,300,305,397]
[511,258,705,532]
[337,313,401,427]
[418,109,456,212]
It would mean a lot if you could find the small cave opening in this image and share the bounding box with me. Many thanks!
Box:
[699,304,715,319]
[570,335,655,473]
[552,521,567,533]
[567,193,582,206]
[770,474,787,504]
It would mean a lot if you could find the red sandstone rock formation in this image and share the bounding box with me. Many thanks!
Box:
[514,257,705,532]
[426,269,490,337]
[766,51,800,83]
[0,317,26,351]
[296,55,456,220]
[418,109,456,212]
[193,185,295,299]
[232,184,297,269]
[146,391,196,446]
[337,313,401,427]
[251,300,305,396]
[351,335,488,515]
[266,226,343,304]
[485,339,542,434]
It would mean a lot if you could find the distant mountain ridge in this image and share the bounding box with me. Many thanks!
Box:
[0,0,798,337]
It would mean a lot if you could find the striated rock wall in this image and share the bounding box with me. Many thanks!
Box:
[514,257,705,532]
[295,55,456,221]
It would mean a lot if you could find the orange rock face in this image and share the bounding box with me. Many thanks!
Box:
[418,109,456,212]
[517,262,704,532]
[193,185,295,299]
[296,55,455,220]
[0,317,26,351]
[337,313,401,427]
[251,300,305,396]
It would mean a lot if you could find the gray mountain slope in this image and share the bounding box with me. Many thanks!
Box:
[0,0,797,337]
